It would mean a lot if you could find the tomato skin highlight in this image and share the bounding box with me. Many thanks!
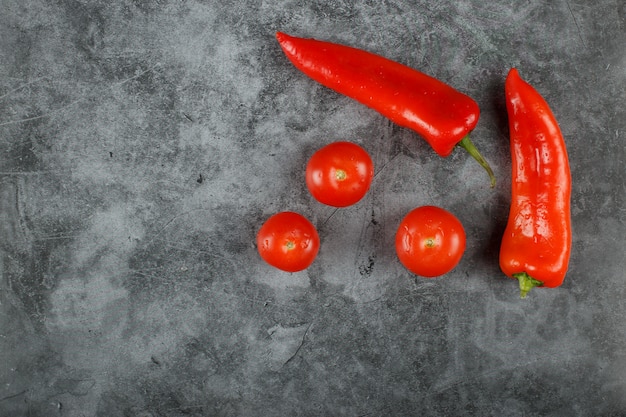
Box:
[305,141,374,207]
[395,206,466,277]
[256,212,320,272]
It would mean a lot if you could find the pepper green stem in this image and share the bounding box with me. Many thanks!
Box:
[457,135,496,188]
[513,272,544,299]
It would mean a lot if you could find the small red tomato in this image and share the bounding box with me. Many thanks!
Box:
[305,141,374,207]
[395,206,466,277]
[256,211,320,272]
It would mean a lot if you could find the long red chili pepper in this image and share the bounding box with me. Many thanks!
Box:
[276,32,496,187]
[499,68,572,298]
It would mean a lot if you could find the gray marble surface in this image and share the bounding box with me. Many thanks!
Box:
[1,1,625,416]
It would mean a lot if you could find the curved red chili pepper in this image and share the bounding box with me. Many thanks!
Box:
[276,32,495,187]
[499,68,572,298]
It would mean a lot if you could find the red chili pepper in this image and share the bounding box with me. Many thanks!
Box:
[499,68,572,298]
[276,32,495,187]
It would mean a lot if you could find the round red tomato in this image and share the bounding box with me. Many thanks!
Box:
[256,211,320,272]
[305,141,374,207]
[395,206,466,277]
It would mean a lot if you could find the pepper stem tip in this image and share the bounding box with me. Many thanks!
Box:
[457,135,496,188]
[513,272,543,299]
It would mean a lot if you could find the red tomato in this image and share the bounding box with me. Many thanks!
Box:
[257,211,320,272]
[395,206,466,277]
[305,141,374,207]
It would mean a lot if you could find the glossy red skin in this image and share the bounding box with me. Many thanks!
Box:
[306,141,374,207]
[257,212,320,272]
[499,68,572,288]
[395,206,466,277]
[276,32,479,157]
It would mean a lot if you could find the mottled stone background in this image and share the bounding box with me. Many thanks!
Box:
[1,0,625,416]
